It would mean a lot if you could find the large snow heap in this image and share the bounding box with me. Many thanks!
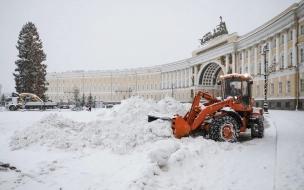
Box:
[10,96,188,152]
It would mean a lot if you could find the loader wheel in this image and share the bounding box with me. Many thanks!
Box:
[209,116,238,142]
[251,118,264,138]
[9,106,16,111]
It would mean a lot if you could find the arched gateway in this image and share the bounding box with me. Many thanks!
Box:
[196,62,225,95]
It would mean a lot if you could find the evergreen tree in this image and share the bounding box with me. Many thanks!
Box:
[72,86,80,107]
[13,22,47,100]
[87,92,93,106]
[81,93,86,107]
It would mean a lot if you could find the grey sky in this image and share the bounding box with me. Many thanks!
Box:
[0,0,299,94]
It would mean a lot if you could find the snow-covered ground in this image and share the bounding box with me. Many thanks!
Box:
[0,96,303,190]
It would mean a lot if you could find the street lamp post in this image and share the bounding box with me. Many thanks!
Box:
[212,75,216,97]
[262,43,269,114]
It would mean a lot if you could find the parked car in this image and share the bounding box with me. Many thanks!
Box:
[106,104,113,109]
[59,105,69,109]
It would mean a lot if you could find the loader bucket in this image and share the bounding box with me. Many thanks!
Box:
[172,116,191,139]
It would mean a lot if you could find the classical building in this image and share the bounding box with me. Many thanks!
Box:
[46,1,304,110]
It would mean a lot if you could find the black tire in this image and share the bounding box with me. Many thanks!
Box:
[251,118,264,138]
[190,128,208,138]
[9,106,16,111]
[209,116,238,142]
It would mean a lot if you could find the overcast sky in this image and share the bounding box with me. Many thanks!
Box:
[0,0,299,94]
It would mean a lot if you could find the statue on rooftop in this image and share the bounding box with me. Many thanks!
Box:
[199,16,229,45]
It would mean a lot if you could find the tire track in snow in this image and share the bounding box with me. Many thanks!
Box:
[202,116,277,190]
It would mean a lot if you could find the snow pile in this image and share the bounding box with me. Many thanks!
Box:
[10,96,188,152]
[129,137,225,189]
[10,114,86,150]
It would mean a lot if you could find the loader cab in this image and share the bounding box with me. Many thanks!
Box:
[222,75,253,107]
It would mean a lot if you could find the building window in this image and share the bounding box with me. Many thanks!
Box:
[273,39,276,48]
[300,79,304,92]
[285,102,290,108]
[281,35,284,44]
[252,48,254,55]
[301,25,304,35]
[286,81,291,93]
[251,62,255,75]
[281,55,284,68]
[277,102,281,108]
[290,30,293,40]
[259,61,262,74]
[289,52,293,66]
[239,53,242,60]
[271,83,274,95]
[257,85,260,96]
[246,51,248,58]
[245,64,248,73]
[301,49,304,62]
[278,82,282,94]
[259,45,262,53]
[239,66,242,74]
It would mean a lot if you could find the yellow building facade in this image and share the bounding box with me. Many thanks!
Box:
[46,1,304,110]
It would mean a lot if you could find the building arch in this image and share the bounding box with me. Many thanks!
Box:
[197,61,224,85]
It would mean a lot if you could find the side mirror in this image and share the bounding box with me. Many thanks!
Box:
[217,80,221,85]
[248,80,253,85]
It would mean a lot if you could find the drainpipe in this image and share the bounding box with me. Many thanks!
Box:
[293,8,299,110]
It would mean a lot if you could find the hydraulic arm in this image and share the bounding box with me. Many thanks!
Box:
[173,91,233,138]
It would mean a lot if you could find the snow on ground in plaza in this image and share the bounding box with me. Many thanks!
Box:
[1,97,304,190]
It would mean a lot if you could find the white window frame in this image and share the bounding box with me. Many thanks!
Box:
[286,81,291,93]
[270,83,274,95]
[278,82,282,94]
[300,79,304,92]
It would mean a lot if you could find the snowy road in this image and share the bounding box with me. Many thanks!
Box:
[269,110,304,190]
[0,102,303,190]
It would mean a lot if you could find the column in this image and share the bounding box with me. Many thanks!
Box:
[292,25,297,66]
[176,70,179,88]
[232,52,236,73]
[254,45,258,75]
[284,29,288,68]
[194,65,198,86]
[262,52,265,75]
[242,50,245,73]
[248,47,251,75]
[268,37,272,69]
[276,34,280,70]
[161,72,164,89]
[225,54,229,74]
[189,67,192,87]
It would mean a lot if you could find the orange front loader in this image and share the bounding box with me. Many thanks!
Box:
[150,74,264,142]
